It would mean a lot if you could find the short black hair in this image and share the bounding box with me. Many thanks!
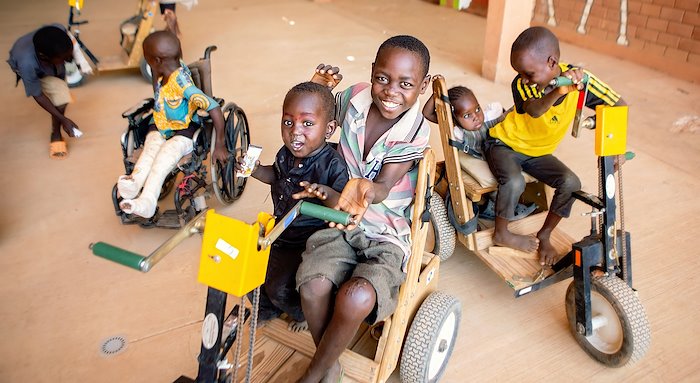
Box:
[448,86,476,105]
[286,81,335,122]
[511,26,560,61]
[33,26,72,59]
[376,35,430,77]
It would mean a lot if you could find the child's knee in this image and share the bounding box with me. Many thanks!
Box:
[501,175,526,195]
[299,276,333,301]
[335,278,375,319]
[559,172,581,194]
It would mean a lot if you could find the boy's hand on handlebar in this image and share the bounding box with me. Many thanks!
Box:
[557,67,585,94]
[332,178,375,231]
[311,63,343,90]
[293,181,329,201]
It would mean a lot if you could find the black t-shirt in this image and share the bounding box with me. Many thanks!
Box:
[271,143,349,246]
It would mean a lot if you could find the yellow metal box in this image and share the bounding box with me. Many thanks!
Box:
[198,210,275,297]
[595,105,628,157]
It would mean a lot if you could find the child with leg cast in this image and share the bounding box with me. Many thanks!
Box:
[117,31,227,218]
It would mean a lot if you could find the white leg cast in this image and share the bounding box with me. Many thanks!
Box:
[117,131,165,199]
[120,135,193,218]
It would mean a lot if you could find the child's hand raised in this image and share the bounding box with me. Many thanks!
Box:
[332,178,375,231]
[311,63,343,90]
[292,181,330,201]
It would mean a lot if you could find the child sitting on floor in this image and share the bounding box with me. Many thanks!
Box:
[240,81,348,332]
[117,31,227,218]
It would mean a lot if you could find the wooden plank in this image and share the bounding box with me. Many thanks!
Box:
[488,246,539,260]
[234,335,294,383]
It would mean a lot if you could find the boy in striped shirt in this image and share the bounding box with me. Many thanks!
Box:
[485,26,626,267]
[293,35,431,383]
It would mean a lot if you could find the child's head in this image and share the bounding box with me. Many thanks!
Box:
[142,31,182,73]
[281,81,337,159]
[371,35,431,120]
[33,26,73,66]
[448,86,484,132]
[510,26,561,90]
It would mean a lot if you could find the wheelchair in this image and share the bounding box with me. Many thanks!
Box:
[112,46,250,229]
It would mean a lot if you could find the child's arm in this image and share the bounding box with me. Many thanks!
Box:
[331,161,414,230]
[209,107,228,164]
[422,94,438,123]
[522,67,586,118]
[251,164,275,184]
[292,181,341,207]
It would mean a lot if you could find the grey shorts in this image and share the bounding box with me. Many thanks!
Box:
[296,227,406,324]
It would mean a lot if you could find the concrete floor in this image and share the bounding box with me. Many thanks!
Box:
[1,0,699,382]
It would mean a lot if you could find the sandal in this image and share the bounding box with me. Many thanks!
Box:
[479,199,537,221]
[49,140,68,159]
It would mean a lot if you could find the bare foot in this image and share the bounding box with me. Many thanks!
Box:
[320,361,343,383]
[287,320,308,333]
[493,230,539,253]
[536,233,558,266]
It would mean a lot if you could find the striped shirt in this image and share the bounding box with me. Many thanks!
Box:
[489,63,621,157]
[336,84,430,265]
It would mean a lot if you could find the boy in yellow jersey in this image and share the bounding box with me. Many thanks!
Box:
[486,26,626,266]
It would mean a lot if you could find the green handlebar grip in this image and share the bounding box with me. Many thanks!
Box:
[625,151,635,161]
[551,73,590,87]
[299,202,354,226]
[91,242,146,271]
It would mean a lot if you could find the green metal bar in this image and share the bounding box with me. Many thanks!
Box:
[299,201,353,226]
[91,242,145,271]
[550,73,590,87]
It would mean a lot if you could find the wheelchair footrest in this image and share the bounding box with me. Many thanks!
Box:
[155,210,182,229]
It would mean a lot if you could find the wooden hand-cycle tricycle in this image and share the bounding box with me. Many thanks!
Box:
[432,75,650,367]
[92,148,464,382]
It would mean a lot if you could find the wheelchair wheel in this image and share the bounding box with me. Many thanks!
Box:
[400,291,461,383]
[428,192,456,261]
[565,276,651,367]
[211,103,250,205]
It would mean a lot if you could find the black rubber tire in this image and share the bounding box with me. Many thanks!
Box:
[565,276,651,367]
[211,103,250,205]
[429,192,456,261]
[399,291,461,383]
[139,57,152,84]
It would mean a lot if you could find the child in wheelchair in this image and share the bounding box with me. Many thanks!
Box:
[117,31,227,219]
[237,81,349,331]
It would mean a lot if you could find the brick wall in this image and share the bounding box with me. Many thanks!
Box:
[531,0,700,82]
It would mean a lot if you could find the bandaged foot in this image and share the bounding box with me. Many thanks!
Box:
[117,175,141,199]
[119,196,157,218]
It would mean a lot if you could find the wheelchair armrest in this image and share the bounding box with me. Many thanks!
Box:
[122,98,155,119]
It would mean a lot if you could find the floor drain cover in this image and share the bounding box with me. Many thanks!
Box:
[99,335,127,357]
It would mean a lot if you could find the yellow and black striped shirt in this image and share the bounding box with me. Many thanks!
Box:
[489,63,621,156]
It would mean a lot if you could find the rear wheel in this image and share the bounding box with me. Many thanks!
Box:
[400,291,461,383]
[565,276,651,367]
[211,103,250,205]
[428,192,455,261]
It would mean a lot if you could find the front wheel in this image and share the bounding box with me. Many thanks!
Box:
[565,276,651,367]
[211,103,250,205]
[428,192,455,261]
[399,291,461,383]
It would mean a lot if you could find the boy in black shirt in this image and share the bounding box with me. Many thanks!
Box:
[240,81,349,330]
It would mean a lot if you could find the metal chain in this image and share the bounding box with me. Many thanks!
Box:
[245,287,261,383]
[617,155,628,279]
[231,297,246,383]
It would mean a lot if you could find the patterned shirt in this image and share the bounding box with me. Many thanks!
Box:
[336,84,430,265]
[152,61,217,139]
[489,63,621,157]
